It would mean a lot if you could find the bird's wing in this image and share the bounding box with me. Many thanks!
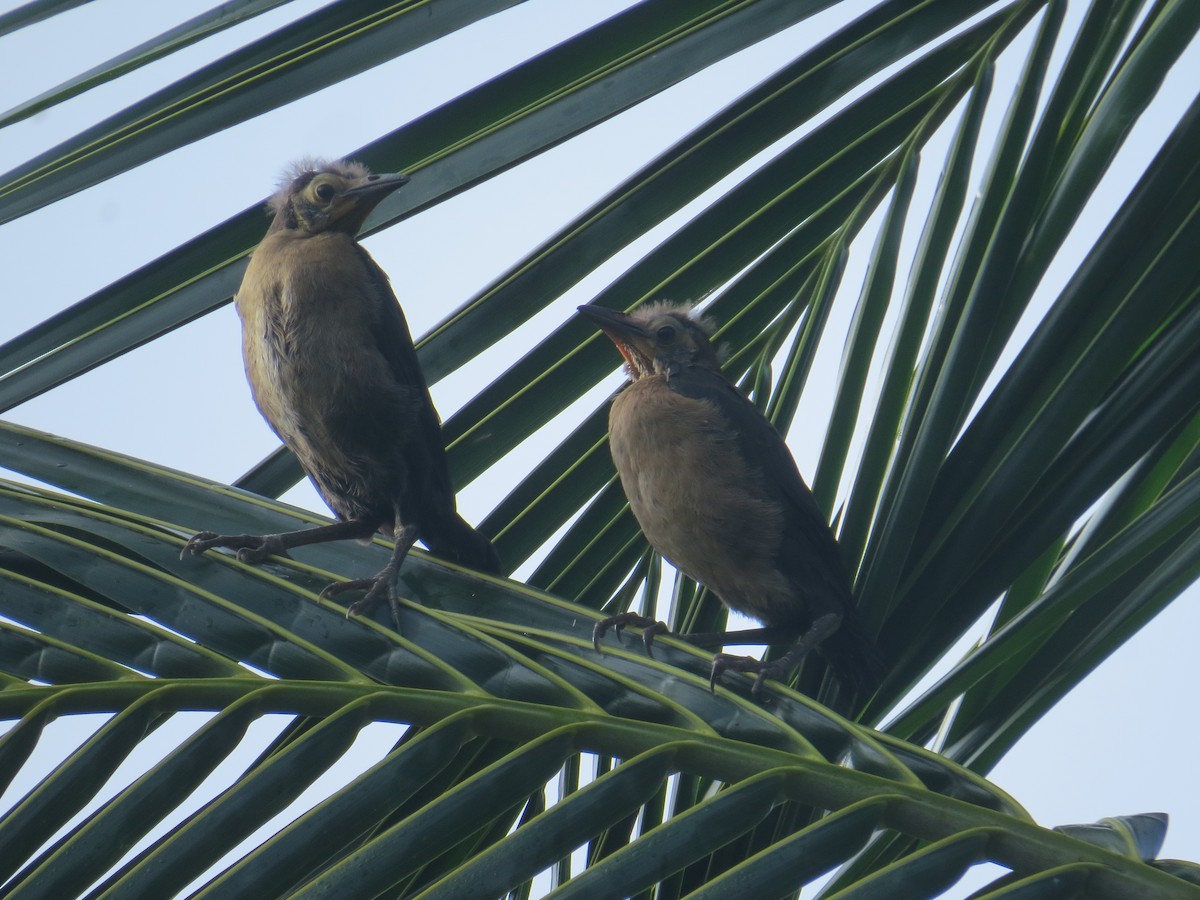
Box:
[667,366,854,612]
[667,367,828,530]
[349,246,497,569]
[669,366,881,685]
[355,246,434,403]
[339,244,471,527]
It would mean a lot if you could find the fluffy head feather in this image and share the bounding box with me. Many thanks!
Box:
[579,301,727,378]
[267,158,371,217]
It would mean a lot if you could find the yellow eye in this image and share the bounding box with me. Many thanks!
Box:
[314,182,336,202]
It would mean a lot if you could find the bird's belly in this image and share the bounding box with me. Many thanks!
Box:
[243,337,320,447]
[241,328,396,523]
[610,388,791,621]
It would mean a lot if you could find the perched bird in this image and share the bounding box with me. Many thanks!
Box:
[183,159,499,625]
[579,302,881,698]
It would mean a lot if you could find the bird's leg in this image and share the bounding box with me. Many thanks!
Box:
[592,612,671,657]
[710,612,842,697]
[593,618,802,661]
[678,626,800,649]
[320,522,419,631]
[181,518,376,563]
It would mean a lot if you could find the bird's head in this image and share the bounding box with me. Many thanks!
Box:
[267,158,410,235]
[578,302,722,379]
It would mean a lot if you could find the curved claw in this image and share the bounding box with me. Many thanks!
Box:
[592,621,610,654]
[611,622,629,646]
[709,652,765,694]
[709,652,795,699]
[179,531,220,559]
[319,578,375,601]
[591,612,667,656]
[322,575,403,632]
[708,657,726,693]
[180,531,292,564]
[641,621,670,659]
[345,581,387,618]
[347,578,402,631]
[751,670,772,698]
[592,616,628,654]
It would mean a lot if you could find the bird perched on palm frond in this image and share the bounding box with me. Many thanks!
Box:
[579,301,881,698]
[183,159,499,625]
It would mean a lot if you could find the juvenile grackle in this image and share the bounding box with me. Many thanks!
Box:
[580,302,881,698]
[183,160,499,625]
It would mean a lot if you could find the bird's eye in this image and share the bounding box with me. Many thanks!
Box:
[656,325,676,344]
[314,183,336,202]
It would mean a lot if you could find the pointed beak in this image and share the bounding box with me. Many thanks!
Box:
[578,305,651,372]
[577,305,649,341]
[342,171,411,200]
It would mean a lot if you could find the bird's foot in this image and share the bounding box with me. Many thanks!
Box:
[321,576,403,631]
[592,612,671,657]
[710,613,842,697]
[180,531,291,563]
[709,653,797,698]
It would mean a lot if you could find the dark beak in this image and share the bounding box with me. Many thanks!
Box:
[577,304,649,340]
[343,171,411,199]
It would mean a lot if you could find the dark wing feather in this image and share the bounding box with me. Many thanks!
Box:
[666,365,854,615]
[356,247,436,405]
[352,245,453,493]
[351,246,500,572]
[668,364,882,686]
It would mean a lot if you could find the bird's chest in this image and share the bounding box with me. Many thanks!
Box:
[610,384,722,510]
[609,381,767,549]
[607,378,787,613]
[236,238,372,438]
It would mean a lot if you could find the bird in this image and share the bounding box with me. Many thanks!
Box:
[579,301,881,698]
[182,159,499,626]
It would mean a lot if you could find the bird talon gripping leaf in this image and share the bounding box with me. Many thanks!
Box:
[183,160,499,622]
[590,612,672,660]
[579,302,882,699]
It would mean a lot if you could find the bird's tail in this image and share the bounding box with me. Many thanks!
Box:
[821,613,886,695]
[423,512,501,574]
